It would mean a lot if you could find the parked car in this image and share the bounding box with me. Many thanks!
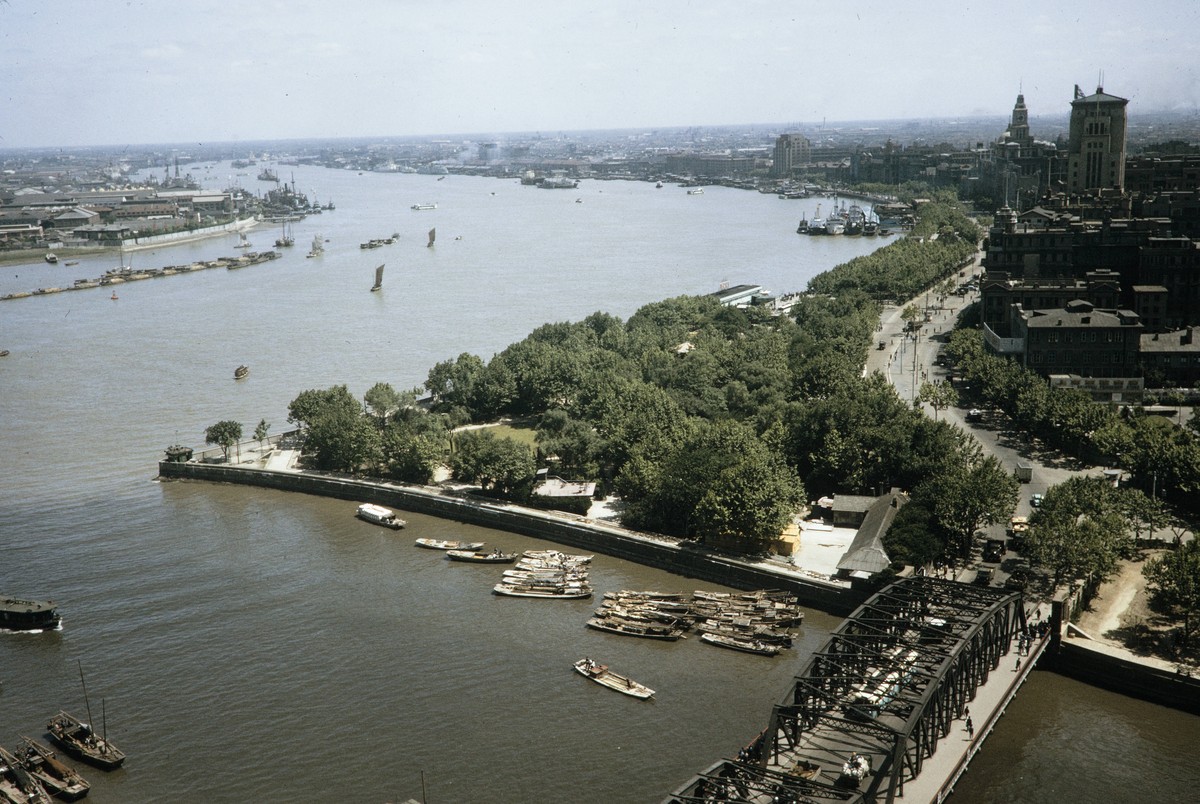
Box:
[1005,569,1030,591]
[1031,493,1044,507]
[966,408,983,422]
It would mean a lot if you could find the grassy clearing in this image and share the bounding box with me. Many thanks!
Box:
[488,422,539,447]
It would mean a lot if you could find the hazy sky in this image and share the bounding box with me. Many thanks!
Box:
[4,0,1198,148]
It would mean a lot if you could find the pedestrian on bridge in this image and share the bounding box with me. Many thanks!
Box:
[965,716,974,739]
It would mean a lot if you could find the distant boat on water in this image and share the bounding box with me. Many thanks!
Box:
[427,228,436,248]
[234,365,249,380]
[306,234,324,258]
[411,202,437,210]
[234,232,251,249]
[274,221,294,248]
[371,263,384,292]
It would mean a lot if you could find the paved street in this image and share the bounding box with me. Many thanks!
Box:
[866,254,1108,582]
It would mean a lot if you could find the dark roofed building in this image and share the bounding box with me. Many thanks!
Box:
[1015,299,1142,378]
[830,494,878,528]
[835,489,907,578]
[1139,327,1200,386]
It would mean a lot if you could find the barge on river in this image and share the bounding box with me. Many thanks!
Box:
[1,597,62,632]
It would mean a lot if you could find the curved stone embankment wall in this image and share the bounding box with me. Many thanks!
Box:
[157,460,864,615]
[1041,592,1200,714]
[1047,638,1200,714]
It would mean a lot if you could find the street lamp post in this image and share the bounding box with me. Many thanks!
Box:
[911,328,920,404]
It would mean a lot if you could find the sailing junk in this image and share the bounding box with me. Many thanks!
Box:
[47,663,125,770]
[371,263,384,292]
[306,234,324,258]
[427,228,436,248]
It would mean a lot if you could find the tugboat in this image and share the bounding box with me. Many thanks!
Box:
[0,597,62,632]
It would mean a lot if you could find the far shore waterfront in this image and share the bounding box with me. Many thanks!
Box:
[0,215,259,266]
[0,245,109,265]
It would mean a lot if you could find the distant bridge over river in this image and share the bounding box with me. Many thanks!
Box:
[665,576,1034,803]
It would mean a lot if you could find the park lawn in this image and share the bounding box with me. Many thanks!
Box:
[487,422,539,448]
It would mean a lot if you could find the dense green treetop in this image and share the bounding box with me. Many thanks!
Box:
[204,420,243,462]
[1024,476,1138,586]
[1144,539,1200,648]
[275,194,1013,555]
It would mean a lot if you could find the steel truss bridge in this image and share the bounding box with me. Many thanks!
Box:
[664,576,1026,803]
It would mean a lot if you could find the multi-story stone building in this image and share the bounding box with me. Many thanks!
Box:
[1066,85,1129,194]
[772,133,810,179]
[1015,300,1142,378]
[980,83,1200,389]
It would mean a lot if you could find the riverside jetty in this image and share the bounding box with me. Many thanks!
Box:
[1,250,279,301]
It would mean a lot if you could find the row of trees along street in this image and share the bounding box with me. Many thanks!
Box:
[943,295,1200,654]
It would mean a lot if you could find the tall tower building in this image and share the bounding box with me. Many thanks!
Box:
[1066,84,1128,194]
[772,133,810,179]
[1001,93,1032,154]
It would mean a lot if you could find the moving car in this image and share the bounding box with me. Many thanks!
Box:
[983,539,1005,563]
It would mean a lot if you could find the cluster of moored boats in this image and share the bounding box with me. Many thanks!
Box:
[590,589,803,656]
[414,537,594,599]
[493,551,594,599]
[796,202,891,237]
[0,659,125,802]
[0,709,124,802]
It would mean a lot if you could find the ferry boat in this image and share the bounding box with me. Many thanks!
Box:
[355,503,405,529]
[410,202,437,210]
[0,597,62,631]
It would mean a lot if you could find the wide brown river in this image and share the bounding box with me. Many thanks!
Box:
[2,167,1197,802]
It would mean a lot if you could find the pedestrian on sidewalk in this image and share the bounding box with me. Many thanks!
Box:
[965,716,974,739]
[1014,655,1021,671]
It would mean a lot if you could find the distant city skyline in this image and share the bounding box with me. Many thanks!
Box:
[3,0,1198,149]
